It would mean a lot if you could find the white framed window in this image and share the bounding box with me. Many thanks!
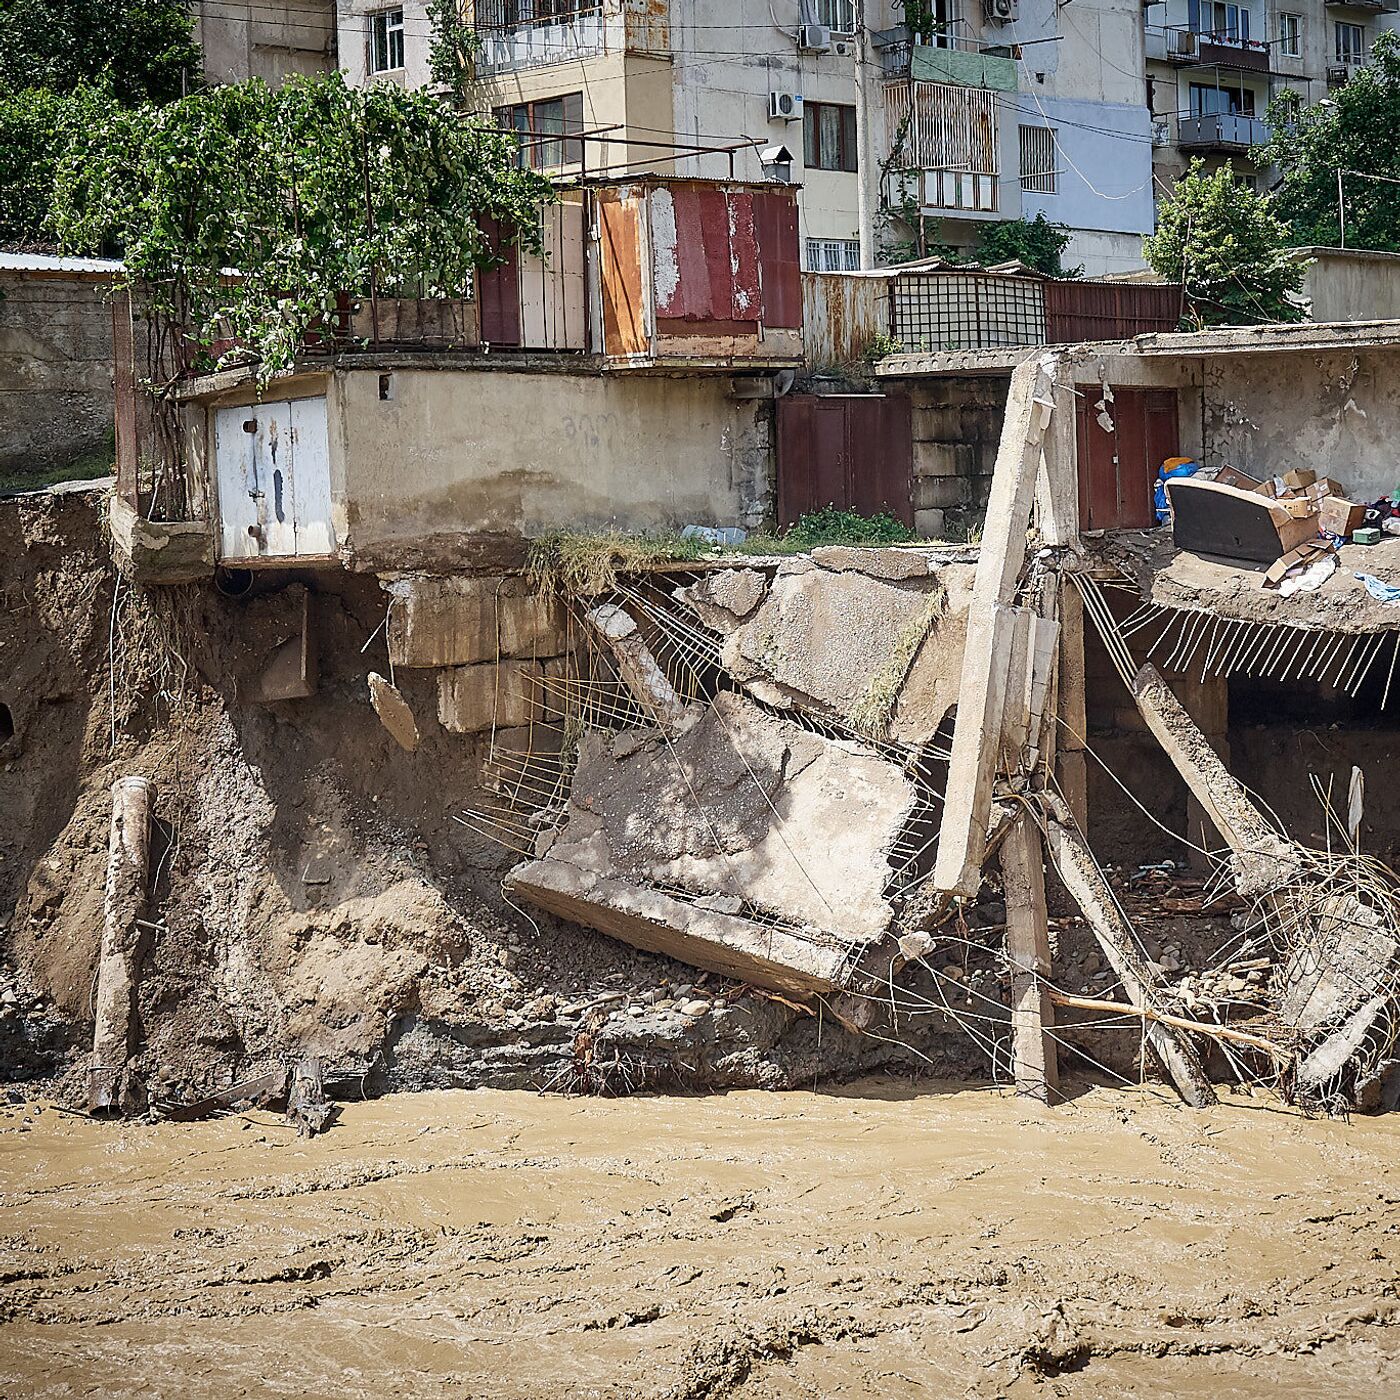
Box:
[1279,12,1301,59]
[814,0,856,35]
[805,237,860,272]
[370,8,406,73]
[1018,124,1057,194]
[1336,20,1366,64]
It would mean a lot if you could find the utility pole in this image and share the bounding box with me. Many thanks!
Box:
[854,0,875,269]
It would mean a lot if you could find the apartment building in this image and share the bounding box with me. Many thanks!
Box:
[332,0,1155,276]
[1145,0,1398,194]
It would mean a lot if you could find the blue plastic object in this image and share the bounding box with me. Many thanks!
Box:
[1154,460,1199,524]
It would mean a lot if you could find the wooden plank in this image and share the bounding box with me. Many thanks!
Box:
[1043,807,1217,1108]
[1001,815,1058,1104]
[599,194,648,357]
[933,354,1058,897]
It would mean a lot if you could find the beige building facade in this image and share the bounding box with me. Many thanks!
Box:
[193,0,336,85]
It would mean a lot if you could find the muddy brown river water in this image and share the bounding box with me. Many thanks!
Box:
[1,1080,1397,1398]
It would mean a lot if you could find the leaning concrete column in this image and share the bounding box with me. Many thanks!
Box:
[1001,814,1058,1104]
[585,604,692,733]
[89,776,154,1114]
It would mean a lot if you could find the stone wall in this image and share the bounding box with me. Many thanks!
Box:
[0,272,114,479]
[905,373,1010,539]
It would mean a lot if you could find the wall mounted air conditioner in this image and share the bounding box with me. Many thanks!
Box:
[984,0,1018,23]
[798,23,832,51]
[769,90,803,122]
[1174,29,1198,56]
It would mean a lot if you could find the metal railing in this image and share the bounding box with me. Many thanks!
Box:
[1177,111,1271,149]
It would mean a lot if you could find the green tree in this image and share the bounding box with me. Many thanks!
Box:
[1143,159,1305,326]
[0,0,198,104]
[1258,31,1400,251]
[973,214,1080,277]
[55,74,554,380]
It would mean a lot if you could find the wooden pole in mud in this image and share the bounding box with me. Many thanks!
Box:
[1001,815,1058,1104]
[89,776,154,1114]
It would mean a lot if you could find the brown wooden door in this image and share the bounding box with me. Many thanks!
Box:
[777,393,913,529]
[1076,387,1179,530]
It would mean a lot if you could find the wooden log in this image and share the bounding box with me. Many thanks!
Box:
[1001,814,1058,1103]
[1047,990,1286,1059]
[90,776,154,1114]
[1043,803,1218,1108]
[934,354,1059,897]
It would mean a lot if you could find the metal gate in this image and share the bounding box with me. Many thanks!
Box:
[776,393,914,529]
[1076,387,1179,532]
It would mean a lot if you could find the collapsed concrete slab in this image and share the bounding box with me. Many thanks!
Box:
[506,691,919,995]
[676,558,975,745]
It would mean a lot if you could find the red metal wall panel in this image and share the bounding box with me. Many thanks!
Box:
[657,185,762,331]
[1045,280,1183,343]
[754,190,802,330]
[726,190,760,323]
[1076,387,1180,530]
[475,217,522,347]
[777,394,913,528]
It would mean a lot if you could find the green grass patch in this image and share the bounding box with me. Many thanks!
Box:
[0,431,116,496]
[527,528,709,597]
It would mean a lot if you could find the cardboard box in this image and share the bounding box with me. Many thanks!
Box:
[1214,465,1264,492]
[1283,468,1318,491]
[1319,495,1366,538]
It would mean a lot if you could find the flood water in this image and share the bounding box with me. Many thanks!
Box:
[1,1080,1397,1398]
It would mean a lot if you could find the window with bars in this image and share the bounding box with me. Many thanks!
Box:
[804,102,858,173]
[494,92,585,169]
[474,0,601,32]
[885,80,999,178]
[370,8,405,72]
[805,238,861,272]
[1018,125,1056,194]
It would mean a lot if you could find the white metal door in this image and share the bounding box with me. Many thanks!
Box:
[214,397,334,560]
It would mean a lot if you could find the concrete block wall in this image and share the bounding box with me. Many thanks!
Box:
[0,272,114,478]
[905,374,1009,540]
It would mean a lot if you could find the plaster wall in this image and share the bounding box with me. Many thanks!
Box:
[1200,347,1400,501]
[329,366,774,557]
[0,273,113,477]
[195,0,334,85]
[337,0,434,88]
[1297,249,1400,324]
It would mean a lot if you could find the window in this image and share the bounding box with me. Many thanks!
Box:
[1336,21,1366,64]
[1186,0,1250,43]
[1018,124,1056,194]
[1279,12,1301,59]
[803,102,858,173]
[805,237,861,272]
[1189,82,1255,116]
[369,8,405,72]
[814,0,856,34]
[494,92,584,169]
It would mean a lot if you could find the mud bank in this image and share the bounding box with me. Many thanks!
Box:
[0,489,1001,1101]
[1,1080,1397,1399]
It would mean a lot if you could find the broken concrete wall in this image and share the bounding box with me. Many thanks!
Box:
[682,550,976,745]
[0,269,114,479]
[508,691,919,995]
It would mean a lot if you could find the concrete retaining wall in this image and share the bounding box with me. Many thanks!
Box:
[906,374,1009,539]
[0,271,114,478]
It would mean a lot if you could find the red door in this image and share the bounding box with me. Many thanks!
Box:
[1076,387,1179,530]
[777,394,913,528]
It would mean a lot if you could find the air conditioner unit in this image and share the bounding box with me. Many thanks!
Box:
[1174,29,1198,56]
[769,90,803,122]
[984,0,1018,23]
[798,23,832,52]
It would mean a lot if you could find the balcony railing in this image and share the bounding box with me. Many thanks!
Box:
[1325,0,1397,13]
[473,3,609,74]
[1177,111,1271,150]
[1144,24,1270,69]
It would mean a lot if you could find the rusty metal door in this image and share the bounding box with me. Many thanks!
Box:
[777,394,913,528]
[1076,387,1179,531]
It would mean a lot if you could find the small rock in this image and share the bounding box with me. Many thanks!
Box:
[1227,976,1249,994]
[680,999,711,1016]
[1082,953,1102,975]
[941,964,964,981]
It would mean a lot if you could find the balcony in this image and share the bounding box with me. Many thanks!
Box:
[1145,25,1270,70]
[473,4,609,75]
[1326,0,1397,12]
[1178,112,1271,151]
